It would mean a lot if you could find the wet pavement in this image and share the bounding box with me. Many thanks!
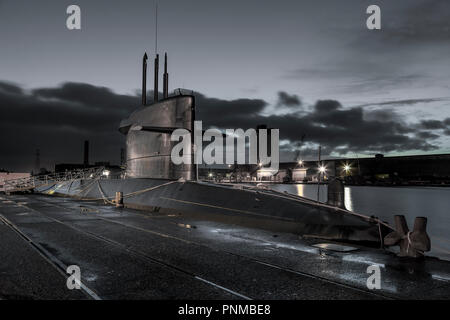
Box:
[0,193,449,300]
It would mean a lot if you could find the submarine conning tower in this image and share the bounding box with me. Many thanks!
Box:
[119,53,195,180]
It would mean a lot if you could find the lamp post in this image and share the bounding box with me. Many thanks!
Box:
[316,146,321,202]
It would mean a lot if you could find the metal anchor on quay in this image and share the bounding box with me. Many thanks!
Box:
[384,215,431,258]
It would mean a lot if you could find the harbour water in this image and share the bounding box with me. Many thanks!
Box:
[270,184,450,261]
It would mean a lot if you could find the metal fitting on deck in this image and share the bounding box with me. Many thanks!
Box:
[115,192,124,208]
[384,215,431,258]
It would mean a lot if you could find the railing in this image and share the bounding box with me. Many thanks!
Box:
[3,166,105,193]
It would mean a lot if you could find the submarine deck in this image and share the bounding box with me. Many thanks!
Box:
[0,193,449,300]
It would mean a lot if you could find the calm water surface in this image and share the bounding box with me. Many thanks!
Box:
[270,184,450,261]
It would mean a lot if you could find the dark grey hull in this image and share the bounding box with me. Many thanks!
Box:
[35,178,391,245]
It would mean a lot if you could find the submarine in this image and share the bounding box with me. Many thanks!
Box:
[34,52,395,246]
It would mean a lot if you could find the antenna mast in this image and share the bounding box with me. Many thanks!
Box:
[155,3,158,55]
[153,2,159,102]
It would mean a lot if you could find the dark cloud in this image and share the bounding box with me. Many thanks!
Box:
[0,82,269,171]
[0,81,23,95]
[363,109,404,124]
[355,98,448,108]
[416,118,450,136]
[276,91,301,108]
[416,131,440,140]
[0,81,140,171]
[314,100,341,113]
[197,93,441,156]
[32,83,139,112]
[0,81,445,171]
[419,119,447,130]
[195,93,267,128]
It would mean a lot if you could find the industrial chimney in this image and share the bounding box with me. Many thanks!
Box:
[163,52,169,98]
[142,52,148,105]
[154,54,159,102]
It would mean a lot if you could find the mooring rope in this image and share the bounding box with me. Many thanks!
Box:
[95,180,179,204]
[97,182,116,205]
[124,180,179,198]
[406,231,411,254]
[405,231,424,256]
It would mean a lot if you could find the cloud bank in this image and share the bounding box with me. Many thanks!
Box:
[0,81,448,171]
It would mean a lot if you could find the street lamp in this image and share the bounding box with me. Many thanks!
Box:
[318,165,326,174]
[342,163,352,176]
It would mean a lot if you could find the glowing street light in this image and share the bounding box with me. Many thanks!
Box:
[258,162,263,167]
[342,163,352,176]
[318,166,326,173]
[298,160,303,166]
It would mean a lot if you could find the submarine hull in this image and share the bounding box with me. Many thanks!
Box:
[36,179,388,245]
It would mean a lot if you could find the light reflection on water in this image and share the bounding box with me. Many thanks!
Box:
[295,184,304,197]
[344,187,353,212]
[270,183,450,261]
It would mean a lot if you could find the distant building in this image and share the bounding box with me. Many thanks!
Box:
[199,153,450,185]
[256,167,283,181]
[292,168,308,181]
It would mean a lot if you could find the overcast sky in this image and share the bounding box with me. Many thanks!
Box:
[1,0,450,171]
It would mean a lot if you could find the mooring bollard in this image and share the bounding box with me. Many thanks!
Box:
[326,178,346,209]
[115,191,123,208]
[384,215,431,258]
